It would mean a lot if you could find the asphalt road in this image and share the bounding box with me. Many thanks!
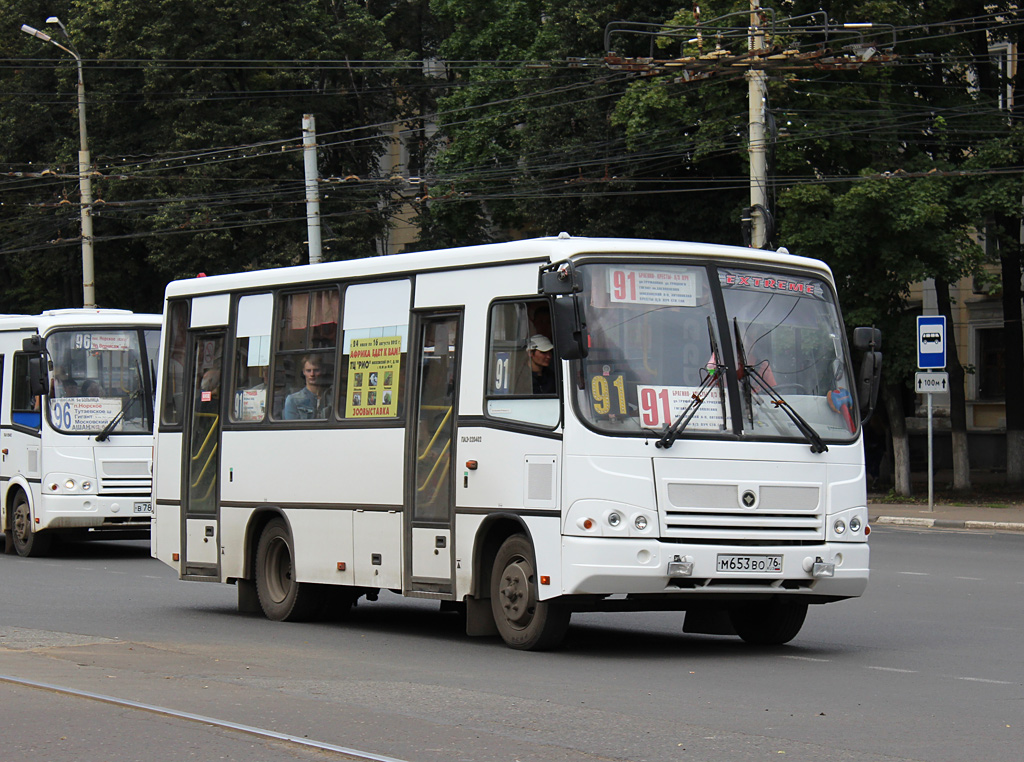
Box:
[0,527,1021,762]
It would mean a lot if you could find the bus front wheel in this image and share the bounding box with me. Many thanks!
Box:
[255,518,322,622]
[11,493,51,558]
[490,534,570,651]
[730,600,808,645]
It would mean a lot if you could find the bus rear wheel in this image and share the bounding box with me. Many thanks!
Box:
[255,518,322,621]
[11,493,51,558]
[730,600,808,645]
[490,534,570,651]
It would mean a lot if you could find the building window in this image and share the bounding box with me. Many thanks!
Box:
[991,43,1014,111]
[976,326,1005,401]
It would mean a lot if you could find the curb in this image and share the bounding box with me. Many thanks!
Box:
[870,516,1024,533]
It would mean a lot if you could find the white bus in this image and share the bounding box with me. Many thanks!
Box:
[1,310,162,557]
[151,235,881,650]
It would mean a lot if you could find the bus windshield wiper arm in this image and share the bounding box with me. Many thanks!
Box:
[656,319,727,450]
[96,362,144,442]
[95,388,141,442]
[732,318,827,454]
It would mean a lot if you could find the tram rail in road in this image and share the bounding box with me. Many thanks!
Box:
[0,673,410,762]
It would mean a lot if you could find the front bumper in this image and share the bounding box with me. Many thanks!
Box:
[36,493,152,530]
[561,536,868,601]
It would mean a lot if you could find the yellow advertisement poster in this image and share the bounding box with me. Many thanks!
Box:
[346,336,402,418]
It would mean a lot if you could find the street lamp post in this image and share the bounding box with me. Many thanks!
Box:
[21,17,96,308]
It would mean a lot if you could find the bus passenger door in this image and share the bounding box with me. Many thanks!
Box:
[181,333,224,577]
[406,312,461,596]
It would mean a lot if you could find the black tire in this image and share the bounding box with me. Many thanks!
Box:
[11,492,51,558]
[254,518,323,622]
[490,534,570,651]
[730,600,808,645]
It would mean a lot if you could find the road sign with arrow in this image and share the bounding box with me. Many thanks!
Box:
[915,371,949,394]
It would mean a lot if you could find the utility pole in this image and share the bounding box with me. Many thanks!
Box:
[302,114,322,265]
[603,10,896,249]
[747,0,768,249]
[22,18,96,307]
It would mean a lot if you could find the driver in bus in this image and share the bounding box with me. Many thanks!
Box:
[284,354,332,419]
[526,334,555,394]
[53,375,79,398]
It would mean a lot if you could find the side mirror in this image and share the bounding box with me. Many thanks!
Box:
[539,260,581,296]
[854,324,882,419]
[551,294,589,360]
[22,335,49,397]
[27,355,49,397]
[22,334,44,353]
[852,326,881,351]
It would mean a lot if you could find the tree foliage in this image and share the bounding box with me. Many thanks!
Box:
[1,0,401,313]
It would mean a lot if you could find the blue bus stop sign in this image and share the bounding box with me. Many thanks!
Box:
[917,315,946,369]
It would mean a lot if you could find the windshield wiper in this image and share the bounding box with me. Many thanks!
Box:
[95,362,144,442]
[656,318,727,449]
[732,318,827,454]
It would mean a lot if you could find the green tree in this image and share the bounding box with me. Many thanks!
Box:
[1,0,400,313]
[416,0,746,249]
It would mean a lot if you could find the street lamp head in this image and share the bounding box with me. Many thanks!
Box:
[46,16,71,39]
[20,24,52,42]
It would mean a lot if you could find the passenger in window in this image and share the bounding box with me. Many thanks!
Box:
[526,334,556,394]
[81,380,106,397]
[284,354,332,419]
[53,375,79,398]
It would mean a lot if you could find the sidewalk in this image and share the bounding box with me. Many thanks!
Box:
[868,500,1024,533]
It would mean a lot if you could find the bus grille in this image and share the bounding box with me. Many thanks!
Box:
[99,476,152,495]
[661,483,823,543]
[98,460,152,496]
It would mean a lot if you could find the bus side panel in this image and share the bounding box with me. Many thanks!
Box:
[152,431,183,564]
[456,427,561,514]
[456,425,564,600]
[152,501,181,570]
[288,508,355,585]
[219,506,251,582]
[454,513,484,598]
[220,429,404,508]
[521,515,564,601]
[352,510,402,590]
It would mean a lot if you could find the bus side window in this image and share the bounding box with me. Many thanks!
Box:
[338,279,410,421]
[11,354,41,430]
[231,294,273,423]
[271,289,339,421]
[484,299,559,427]
[162,301,189,427]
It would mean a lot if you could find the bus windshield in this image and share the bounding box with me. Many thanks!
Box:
[572,262,858,443]
[46,328,158,435]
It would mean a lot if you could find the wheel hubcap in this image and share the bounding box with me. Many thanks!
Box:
[13,503,30,544]
[498,559,534,623]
